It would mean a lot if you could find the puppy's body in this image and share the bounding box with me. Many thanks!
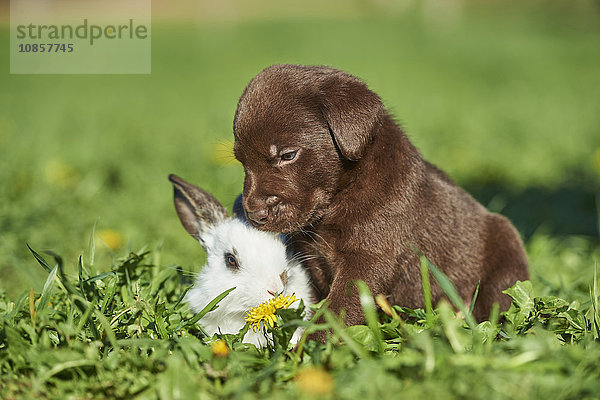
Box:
[233,64,528,331]
[289,115,526,321]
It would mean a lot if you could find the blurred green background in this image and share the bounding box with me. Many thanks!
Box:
[1,0,599,299]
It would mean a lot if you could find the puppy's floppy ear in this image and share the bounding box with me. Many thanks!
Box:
[319,71,384,161]
[168,174,227,248]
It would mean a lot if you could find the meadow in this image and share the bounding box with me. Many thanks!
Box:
[1,1,600,398]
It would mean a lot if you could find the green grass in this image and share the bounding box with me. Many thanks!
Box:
[1,244,599,399]
[1,1,600,398]
[1,2,599,298]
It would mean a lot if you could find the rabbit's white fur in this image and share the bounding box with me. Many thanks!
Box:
[185,218,313,347]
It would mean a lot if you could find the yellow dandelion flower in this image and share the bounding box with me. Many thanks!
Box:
[295,367,334,396]
[44,160,80,189]
[269,293,299,309]
[211,339,229,357]
[245,293,299,332]
[97,229,124,251]
[593,148,600,174]
[245,302,276,332]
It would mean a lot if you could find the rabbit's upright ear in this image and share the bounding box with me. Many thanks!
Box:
[169,174,227,248]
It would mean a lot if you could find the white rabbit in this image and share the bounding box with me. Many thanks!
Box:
[169,174,314,347]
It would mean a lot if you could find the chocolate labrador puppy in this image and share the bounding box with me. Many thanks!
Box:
[233,64,528,339]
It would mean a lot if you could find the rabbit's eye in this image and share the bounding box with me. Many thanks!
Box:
[224,253,239,270]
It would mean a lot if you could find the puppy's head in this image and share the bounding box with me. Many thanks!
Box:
[233,64,384,233]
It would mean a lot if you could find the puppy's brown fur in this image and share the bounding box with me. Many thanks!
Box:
[233,64,528,337]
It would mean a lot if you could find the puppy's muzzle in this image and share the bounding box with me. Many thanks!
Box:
[246,195,280,226]
[247,209,268,225]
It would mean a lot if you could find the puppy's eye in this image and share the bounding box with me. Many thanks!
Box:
[224,253,239,270]
[281,150,297,162]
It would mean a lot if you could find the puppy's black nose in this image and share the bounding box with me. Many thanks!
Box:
[247,209,268,225]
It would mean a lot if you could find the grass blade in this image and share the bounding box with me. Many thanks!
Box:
[425,257,478,329]
[486,302,500,353]
[354,280,384,353]
[294,301,330,363]
[76,297,98,333]
[89,219,97,268]
[29,288,36,326]
[94,310,119,348]
[596,193,600,240]
[100,275,119,315]
[591,263,600,340]
[155,302,169,339]
[37,360,97,386]
[420,255,435,326]
[78,256,88,301]
[26,243,52,273]
[469,282,480,316]
[37,264,58,312]
[323,310,369,359]
[84,271,117,283]
[185,287,236,327]
[170,286,191,313]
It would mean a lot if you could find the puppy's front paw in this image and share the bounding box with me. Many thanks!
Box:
[306,330,328,344]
